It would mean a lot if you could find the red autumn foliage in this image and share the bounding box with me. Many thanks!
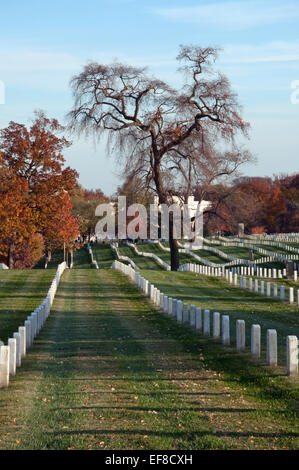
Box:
[251,226,266,235]
[0,112,80,268]
[203,175,299,236]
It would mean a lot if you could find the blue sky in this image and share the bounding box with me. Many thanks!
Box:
[0,0,298,195]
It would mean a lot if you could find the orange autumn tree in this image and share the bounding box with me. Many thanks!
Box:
[43,190,79,262]
[0,111,79,268]
[13,234,45,269]
[236,178,286,233]
[71,186,109,241]
[0,168,39,268]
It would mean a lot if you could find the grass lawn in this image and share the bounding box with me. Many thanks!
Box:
[138,242,197,266]
[0,269,57,343]
[117,244,163,271]
[0,246,298,450]
[92,242,117,269]
[140,269,299,367]
[256,261,287,269]
[34,250,65,269]
[210,245,263,261]
[123,241,292,268]
[192,249,228,265]
[73,246,93,269]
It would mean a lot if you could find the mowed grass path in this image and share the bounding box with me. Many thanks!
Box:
[0,267,298,450]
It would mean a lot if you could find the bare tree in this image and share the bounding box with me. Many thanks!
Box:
[68,45,251,270]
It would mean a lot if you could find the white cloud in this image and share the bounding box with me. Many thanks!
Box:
[232,54,299,64]
[0,39,297,99]
[0,48,81,73]
[220,41,299,64]
[0,45,180,92]
[155,1,299,30]
[0,46,83,92]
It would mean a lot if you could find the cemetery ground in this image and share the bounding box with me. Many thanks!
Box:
[0,246,298,450]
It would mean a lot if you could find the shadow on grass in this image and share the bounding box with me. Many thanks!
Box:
[13,266,298,445]
[45,428,299,439]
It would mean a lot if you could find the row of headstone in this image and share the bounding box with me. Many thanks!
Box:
[179,263,224,276]
[87,244,99,269]
[112,260,298,376]
[144,238,299,272]
[179,262,298,284]
[0,262,67,389]
[233,264,298,281]
[238,234,299,254]
[210,233,299,258]
[235,275,299,305]
[127,242,171,271]
[110,243,138,270]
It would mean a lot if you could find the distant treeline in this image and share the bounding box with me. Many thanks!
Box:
[200,174,299,235]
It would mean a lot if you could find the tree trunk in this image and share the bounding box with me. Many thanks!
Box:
[154,158,180,271]
[7,241,14,269]
[168,209,180,271]
[169,235,180,271]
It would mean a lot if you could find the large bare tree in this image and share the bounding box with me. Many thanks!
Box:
[68,45,251,270]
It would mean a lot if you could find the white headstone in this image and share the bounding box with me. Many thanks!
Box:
[289,287,294,304]
[251,325,261,358]
[168,297,173,316]
[18,326,26,358]
[203,310,210,336]
[222,316,230,345]
[213,312,220,339]
[0,346,9,388]
[190,305,196,327]
[266,329,277,367]
[286,336,298,376]
[172,299,177,318]
[13,332,21,367]
[195,307,202,331]
[8,338,16,376]
[176,300,182,322]
[183,303,189,323]
[236,320,245,352]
